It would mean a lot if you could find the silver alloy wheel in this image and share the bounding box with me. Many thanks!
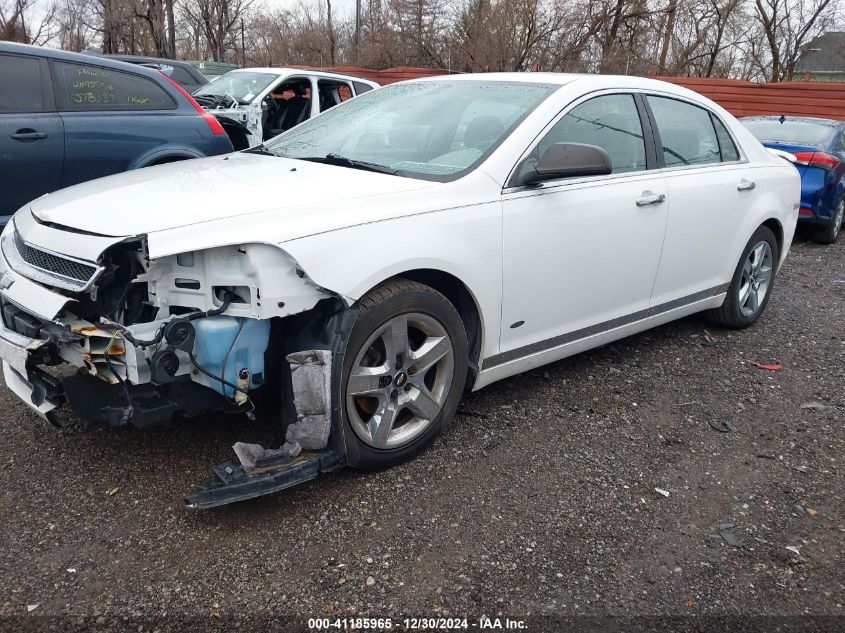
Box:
[832,200,844,239]
[345,312,454,449]
[739,240,774,318]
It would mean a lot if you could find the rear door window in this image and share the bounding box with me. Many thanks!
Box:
[317,79,353,111]
[647,96,721,167]
[52,61,176,111]
[0,54,45,113]
[353,81,374,95]
[711,116,740,161]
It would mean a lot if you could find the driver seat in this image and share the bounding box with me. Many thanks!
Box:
[281,86,311,131]
[264,97,290,140]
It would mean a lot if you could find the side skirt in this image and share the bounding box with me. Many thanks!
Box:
[473,289,726,391]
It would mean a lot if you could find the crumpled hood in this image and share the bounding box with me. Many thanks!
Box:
[29,152,436,238]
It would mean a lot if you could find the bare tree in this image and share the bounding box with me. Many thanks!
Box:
[55,0,95,51]
[135,0,168,56]
[1,0,58,44]
[326,0,336,65]
[5,0,844,83]
[181,0,252,61]
[753,0,836,80]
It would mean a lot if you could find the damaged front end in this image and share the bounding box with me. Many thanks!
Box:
[0,211,357,508]
[194,95,262,151]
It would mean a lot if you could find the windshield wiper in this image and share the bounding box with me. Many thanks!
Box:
[298,153,399,175]
[243,144,277,156]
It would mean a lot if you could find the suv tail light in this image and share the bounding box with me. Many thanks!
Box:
[161,74,227,136]
[792,151,840,170]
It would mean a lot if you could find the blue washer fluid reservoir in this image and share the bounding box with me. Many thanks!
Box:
[192,316,271,398]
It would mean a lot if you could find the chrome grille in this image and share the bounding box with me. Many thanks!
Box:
[13,230,96,283]
[1,225,102,292]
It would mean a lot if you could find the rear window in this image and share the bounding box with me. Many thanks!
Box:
[53,61,176,111]
[169,66,196,86]
[743,119,834,145]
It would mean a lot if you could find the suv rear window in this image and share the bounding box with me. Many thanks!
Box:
[0,55,44,113]
[53,62,176,111]
[169,66,196,86]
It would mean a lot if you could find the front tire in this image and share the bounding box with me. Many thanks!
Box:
[705,225,779,328]
[815,198,844,244]
[342,279,468,470]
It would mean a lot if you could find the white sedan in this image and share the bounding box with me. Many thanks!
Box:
[0,74,799,506]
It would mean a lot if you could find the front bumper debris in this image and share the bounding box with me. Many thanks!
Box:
[0,323,48,376]
[184,450,343,509]
[184,303,358,509]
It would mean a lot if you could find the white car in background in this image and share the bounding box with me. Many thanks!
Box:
[193,67,379,149]
[0,74,799,507]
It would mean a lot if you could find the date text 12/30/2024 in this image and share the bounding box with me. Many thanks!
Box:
[308,617,528,630]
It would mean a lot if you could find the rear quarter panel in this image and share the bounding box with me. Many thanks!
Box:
[59,110,218,186]
[745,160,800,269]
[721,113,800,270]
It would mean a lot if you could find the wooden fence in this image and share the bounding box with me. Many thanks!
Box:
[290,65,845,120]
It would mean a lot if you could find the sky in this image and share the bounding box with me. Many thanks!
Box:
[266,0,360,19]
[27,0,362,23]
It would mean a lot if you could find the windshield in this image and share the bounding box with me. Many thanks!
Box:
[743,118,835,145]
[193,71,277,104]
[263,80,558,181]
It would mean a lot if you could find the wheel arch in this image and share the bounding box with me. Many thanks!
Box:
[131,147,203,169]
[760,217,784,263]
[361,269,485,390]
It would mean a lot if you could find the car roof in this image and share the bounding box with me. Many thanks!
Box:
[104,54,194,66]
[400,72,721,106]
[0,42,169,83]
[411,72,590,86]
[227,66,380,86]
[406,72,707,94]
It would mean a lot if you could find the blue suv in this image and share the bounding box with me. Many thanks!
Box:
[0,43,234,226]
[743,115,845,244]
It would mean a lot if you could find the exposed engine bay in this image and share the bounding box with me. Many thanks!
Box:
[0,213,356,508]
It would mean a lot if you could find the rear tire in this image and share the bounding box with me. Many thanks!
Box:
[342,279,468,470]
[705,225,779,328]
[814,198,844,244]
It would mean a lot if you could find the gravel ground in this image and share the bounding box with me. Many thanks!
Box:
[0,228,842,631]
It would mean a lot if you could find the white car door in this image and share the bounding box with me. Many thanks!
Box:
[644,95,754,306]
[496,93,669,366]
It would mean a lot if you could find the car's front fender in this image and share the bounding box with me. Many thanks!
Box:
[280,204,504,363]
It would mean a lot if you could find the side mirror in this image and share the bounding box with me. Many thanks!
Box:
[515,142,613,186]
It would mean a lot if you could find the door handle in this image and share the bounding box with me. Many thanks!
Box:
[737,180,756,191]
[11,130,48,142]
[635,193,666,207]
